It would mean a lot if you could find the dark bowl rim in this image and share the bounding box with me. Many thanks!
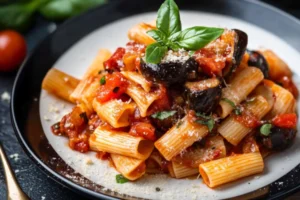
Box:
[10,0,300,199]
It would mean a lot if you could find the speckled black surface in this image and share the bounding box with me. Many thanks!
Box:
[1,1,300,200]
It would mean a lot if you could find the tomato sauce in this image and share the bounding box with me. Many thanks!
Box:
[234,108,261,128]
[104,47,125,70]
[96,72,129,103]
[272,113,297,129]
[129,122,156,141]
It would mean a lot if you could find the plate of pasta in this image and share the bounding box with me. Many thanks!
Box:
[11,0,300,199]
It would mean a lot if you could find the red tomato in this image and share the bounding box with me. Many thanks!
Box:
[96,72,128,103]
[0,30,27,71]
[272,113,297,129]
[129,122,156,141]
[104,47,125,70]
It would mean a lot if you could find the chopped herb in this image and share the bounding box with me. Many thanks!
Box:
[196,112,211,119]
[196,118,215,132]
[221,98,242,115]
[151,110,177,120]
[260,124,272,136]
[176,121,183,128]
[79,112,88,124]
[113,87,120,93]
[155,187,161,192]
[116,174,129,184]
[98,70,103,74]
[100,76,106,85]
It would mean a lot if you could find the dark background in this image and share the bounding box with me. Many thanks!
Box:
[1,0,300,199]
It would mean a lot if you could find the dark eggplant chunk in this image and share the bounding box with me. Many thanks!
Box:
[140,58,198,85]
[223,29,248,77]
[262,126,296,150]
[247,50,269,78]
[185,78,222,114]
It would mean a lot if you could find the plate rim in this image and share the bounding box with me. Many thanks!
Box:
[10,0,300,199]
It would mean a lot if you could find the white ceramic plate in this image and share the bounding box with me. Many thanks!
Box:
[39,11,300,200]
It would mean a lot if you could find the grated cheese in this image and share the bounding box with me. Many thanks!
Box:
[161,49,190,63]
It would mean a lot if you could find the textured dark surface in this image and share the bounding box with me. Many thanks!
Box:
[0,1,300,200]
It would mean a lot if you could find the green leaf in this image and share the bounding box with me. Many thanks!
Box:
[196,113,211,120]
[171,26,224,50]
[195,119,215,132]
[116,174,129,184]
[221,98,236,108]
[145,42,168,64]
[100,76,106,85]
[39,0,107,21]
[156,0,181,36]
[151,110,177,120]
[0,0,47,32]
[260,124,272,136]
[147,29,167,43]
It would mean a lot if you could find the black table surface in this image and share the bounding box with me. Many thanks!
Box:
[1,1,300,200]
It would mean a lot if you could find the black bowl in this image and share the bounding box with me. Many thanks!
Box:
[11,0,300,199]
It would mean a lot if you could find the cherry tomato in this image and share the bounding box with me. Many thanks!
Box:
[0,30,27,72]
[129,122,156,141]
[272,113,297,129]
[104,47,125,70]
[96,72,128,103]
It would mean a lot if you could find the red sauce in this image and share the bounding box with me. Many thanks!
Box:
[96,72,129,103]
[234,109,261,128]
[147,84,170,115]
[129,122,156,141]
[272,113,297,129]
[104,47,125,70]
[96,151,110,160]
[277,76,299,98]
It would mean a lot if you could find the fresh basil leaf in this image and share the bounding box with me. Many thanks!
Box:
[145,42,168,64]
[172,26,224,50]
[234,108,242,115]
[156,0,181,36]
[195,119,215,132]
[147,29,167,43]
[0,0,46,32]
[151,110,177,120]
[260,124,272,136]
[39,0,106,21]
[221,98,236,108]
[196,113,211,120]
[100,76,106,85]
[206,119,215,132]
[116,174,129,184]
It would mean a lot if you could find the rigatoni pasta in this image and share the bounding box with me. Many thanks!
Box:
[43,0,298,189]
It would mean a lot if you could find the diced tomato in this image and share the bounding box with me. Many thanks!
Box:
[74,141,89,153]
[96,72,129,103]
[147,85,170,115]
[272,113,297,129]
[129,122,156,141]
[277,76,299,98]
[104,47,125,70]
[195,56,225,76]
[96,151,110,160]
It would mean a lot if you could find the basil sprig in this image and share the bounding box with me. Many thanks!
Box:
[151,110,177,120]
[195,113,215,132]
[145,0,224,64]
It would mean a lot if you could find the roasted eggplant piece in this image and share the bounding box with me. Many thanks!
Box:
[222,29,248,77]
[247,50,269,78]
[261,126,296,150]
[185,78,222,114]
[140,58,198,85]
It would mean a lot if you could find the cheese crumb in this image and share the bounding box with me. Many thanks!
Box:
[44,116,50,121]
[86,158,94,165]
[1,91,11,102]
[41,195,46,200]
[15,169,20,173]
[9,153,19,161]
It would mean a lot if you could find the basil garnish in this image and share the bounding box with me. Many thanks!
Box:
[145,0,224,64]
[195,113,215,132]
[116,174,129,184]
[260,124,272,136]
[221,98,242,115]
[151,110,177,120]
